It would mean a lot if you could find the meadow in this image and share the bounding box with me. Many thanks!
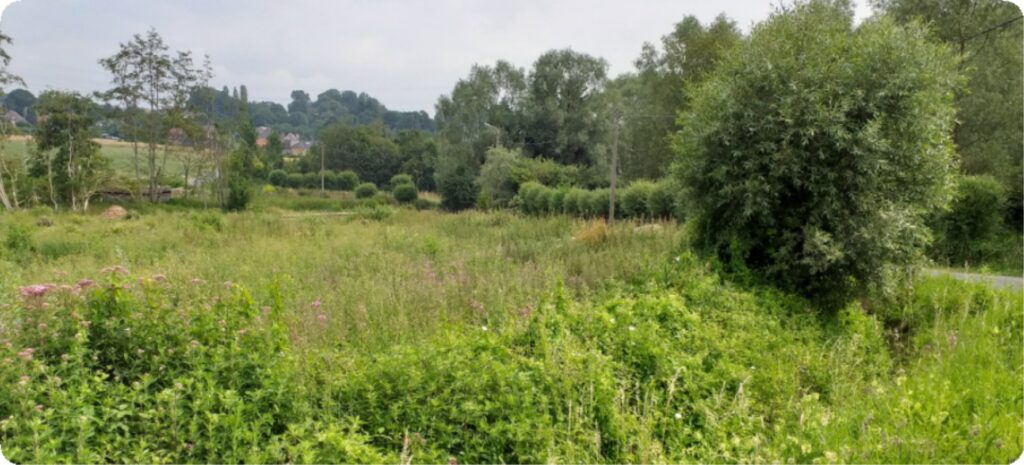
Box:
[0,193,1020,463]
[2,136,188,179]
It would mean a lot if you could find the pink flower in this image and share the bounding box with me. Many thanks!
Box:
[17,348,34,361]
[101,265,129,275]
[75,278,95,289]
[19,284,53,298]
[317,313,327,322]
[311,299,322,309]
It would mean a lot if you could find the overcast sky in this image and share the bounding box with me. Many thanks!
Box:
[0,0,872,113]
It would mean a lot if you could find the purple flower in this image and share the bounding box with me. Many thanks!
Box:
[19,284,53,298]
[311,299,322,309]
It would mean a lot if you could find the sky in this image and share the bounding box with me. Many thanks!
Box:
[0,0,873,113]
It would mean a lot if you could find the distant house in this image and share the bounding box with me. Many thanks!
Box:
[4,110,27,126]
[255,126,272,147]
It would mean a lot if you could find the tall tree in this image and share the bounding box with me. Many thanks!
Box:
[621,14,741,180]
[521,49,609,166]
[0,29,25,211]
[30,91,111,212]
[99,28,204,201]
[875,0,1023,223]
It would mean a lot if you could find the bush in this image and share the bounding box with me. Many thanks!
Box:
[648,180,676,219]
[4,223,34,262]
[354,182,378,199]
[514,182,544,215]
[268,169,288,187]
[414,197,437,210]
[336,170,360,191]
[674,2,960,306]
[322,171,338,190]
[478,147,523,207]
[0,274,386,463]
[389,174,413,189]
[302,172,321,189]
[932,175,1008,266]
[549,188,567,214]
[392,183,418,203]
[587,189,610,218]
[438,165,479,212]
[224,176,252,211]
[563,188,585,216]
[620,181,656,218]
[285,173,303,189]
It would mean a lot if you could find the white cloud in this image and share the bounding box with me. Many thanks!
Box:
[0,0,876,113]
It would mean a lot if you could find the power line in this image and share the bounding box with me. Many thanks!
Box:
[964,15,1023,43]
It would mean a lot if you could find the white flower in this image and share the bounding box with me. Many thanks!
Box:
[674,412,683,420]
[628,325,636,332]
[481,325,488,331]
[675,256,681,262]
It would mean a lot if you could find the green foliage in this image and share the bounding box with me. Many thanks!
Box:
[392,183,418,203]
[619,181,656,218]
[478,147,523,207]
[354,182,378,199]
[285,172,303,189]
[647,179,677,219]
[675,1,961,306]
[309,124,401,186]
[389,173,413,189]
[268,169,288,186]
[3,223,34,262]
[335,170,359,191]
[321,171,338,190]
[438,165,479,211]
[224,175,252,212]
[931,175,1009,266]
[301,172,320,189]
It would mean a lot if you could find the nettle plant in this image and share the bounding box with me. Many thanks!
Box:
[0,270,385,463]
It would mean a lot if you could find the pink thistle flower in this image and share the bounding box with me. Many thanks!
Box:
[19,284,54,298]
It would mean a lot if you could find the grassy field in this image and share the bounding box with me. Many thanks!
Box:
[2,136,188,179]
[0,193,1020,463]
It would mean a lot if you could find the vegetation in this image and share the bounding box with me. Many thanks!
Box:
[674,1,961,306]
[0,201,1019,462]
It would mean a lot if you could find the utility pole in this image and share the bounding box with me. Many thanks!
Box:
[320,143,326,197]
[608,111,622,226]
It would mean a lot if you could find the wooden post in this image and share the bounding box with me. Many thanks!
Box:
[608,112,621,226]
[320,143,326,197]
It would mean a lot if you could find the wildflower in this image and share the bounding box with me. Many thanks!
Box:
[37,323,47,331]
[17,348,34,361]
[137,349,145,355]
[174,382,184,390]
[100,265,129,274]
[238,328,248,335]
[61,353,70,361]
[675,256,681,263]
[40,302,49,309]
[79,415,89,423]
[628,325,636,332]
[481,325,489,331]
[18,375,29,385]
[75,278,95,289]
[19,284,53,298]
[191,278,206,286]
[316,314,327,323]
[674,412,683,420]
[311,299,322,309]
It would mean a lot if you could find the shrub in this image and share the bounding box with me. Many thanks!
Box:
[322,171,338,190]
[674,2,960,306]
[549,188,567,214]
[515,182,545,215]
[354,182,378,199]
[389,174,413,189]
[414,197,437,210]
[587,189,610,218]
[224,175,252,211]
[393,183,419,203]
[285,173,303,188]
[438,165,479,211]
[478,147,523,207]
[620,181,656,218]
[648,180,676,219]
[563,188,585,216]
[302,172,321,189]
[4,223,34,262]
[932,175,1008,266]
[268,169,288,187]
[336,170,360,191]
